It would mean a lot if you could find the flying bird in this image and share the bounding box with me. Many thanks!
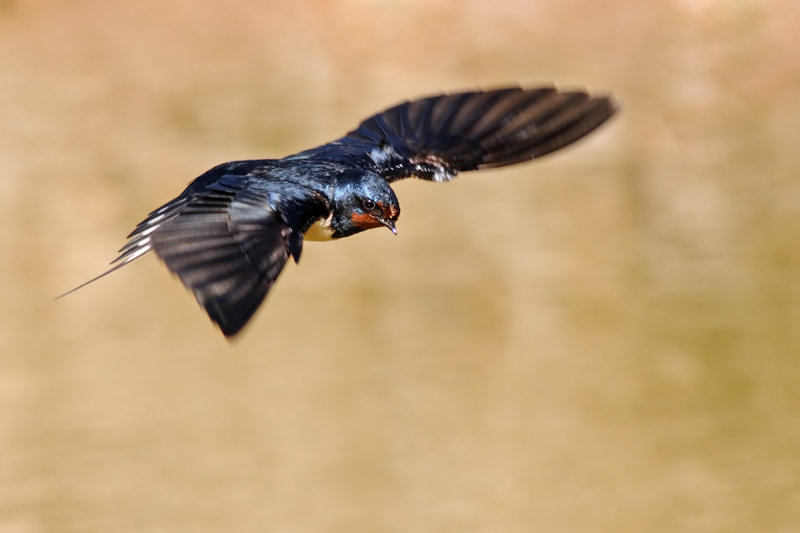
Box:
[61,86,618,336]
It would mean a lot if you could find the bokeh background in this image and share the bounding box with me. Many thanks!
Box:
[2,0,800,531]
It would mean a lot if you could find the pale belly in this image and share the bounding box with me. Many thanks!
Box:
[304,214,334,241]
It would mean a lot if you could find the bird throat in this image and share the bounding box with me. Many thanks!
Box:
[304,213,335,241]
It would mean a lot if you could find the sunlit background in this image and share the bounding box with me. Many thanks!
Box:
[2,0,799,531]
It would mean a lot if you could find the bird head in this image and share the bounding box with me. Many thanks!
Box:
[331,172,400,238]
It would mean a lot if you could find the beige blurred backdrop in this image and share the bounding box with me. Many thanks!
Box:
[2,0,800,531]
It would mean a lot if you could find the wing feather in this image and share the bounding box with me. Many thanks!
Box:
[148,178,324,336]
[60,164,329,337]
[289,86,617,183]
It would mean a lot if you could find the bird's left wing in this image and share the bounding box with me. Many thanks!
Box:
[288,86,617,183]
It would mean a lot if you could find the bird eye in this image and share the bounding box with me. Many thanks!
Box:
[362,198,376,210]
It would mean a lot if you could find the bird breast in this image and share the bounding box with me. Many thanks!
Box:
[303,212,335,241]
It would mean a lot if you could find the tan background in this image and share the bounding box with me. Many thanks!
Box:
[2,0,800,531]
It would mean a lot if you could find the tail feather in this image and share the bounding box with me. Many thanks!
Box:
[55,251,147,300]
[56,197,188,299]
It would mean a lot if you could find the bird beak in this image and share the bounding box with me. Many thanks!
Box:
[381,218,397,235]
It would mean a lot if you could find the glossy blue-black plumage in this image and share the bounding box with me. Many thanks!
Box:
[63,86,618,337]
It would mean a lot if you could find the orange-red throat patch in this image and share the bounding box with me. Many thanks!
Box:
[350,212,383,230]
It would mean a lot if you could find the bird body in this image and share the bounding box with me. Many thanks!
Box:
[303,212,335,242]
[62,86,618,337]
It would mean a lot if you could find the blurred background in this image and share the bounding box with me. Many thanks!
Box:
[2,0,799,531]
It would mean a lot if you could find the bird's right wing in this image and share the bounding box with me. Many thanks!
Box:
[149,176,330,337]
[289,86,618,183]
[61,170,329,337]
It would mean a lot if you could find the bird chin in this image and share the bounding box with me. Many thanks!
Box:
[304,214,335,241]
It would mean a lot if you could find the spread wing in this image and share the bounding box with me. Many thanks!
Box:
[61,167,329,337]
[289,86,617,183]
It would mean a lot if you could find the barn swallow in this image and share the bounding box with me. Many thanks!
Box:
[60,86,618,337]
